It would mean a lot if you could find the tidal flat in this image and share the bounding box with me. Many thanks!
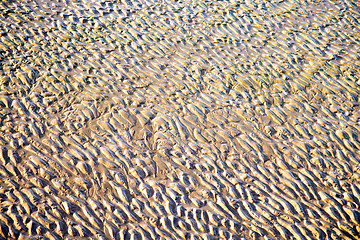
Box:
[1,0,360,239]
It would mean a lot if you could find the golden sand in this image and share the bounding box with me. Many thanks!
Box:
[1,0,360,239]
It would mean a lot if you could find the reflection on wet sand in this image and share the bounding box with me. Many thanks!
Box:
[1,0,360,239]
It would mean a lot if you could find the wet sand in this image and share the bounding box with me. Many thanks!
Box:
[1,0,360,239]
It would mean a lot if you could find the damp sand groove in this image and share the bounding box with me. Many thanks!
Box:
[1,0,360,239]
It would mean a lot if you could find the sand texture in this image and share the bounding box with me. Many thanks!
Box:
[1,0,360,239]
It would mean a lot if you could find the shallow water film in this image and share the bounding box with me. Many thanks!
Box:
[1,0,360,239]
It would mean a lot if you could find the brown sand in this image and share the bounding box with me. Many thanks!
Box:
[1,0,360,239]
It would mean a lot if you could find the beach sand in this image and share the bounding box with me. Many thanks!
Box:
[0,0,360,239]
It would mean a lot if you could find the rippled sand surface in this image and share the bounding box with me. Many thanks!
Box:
[1,0,360,239]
